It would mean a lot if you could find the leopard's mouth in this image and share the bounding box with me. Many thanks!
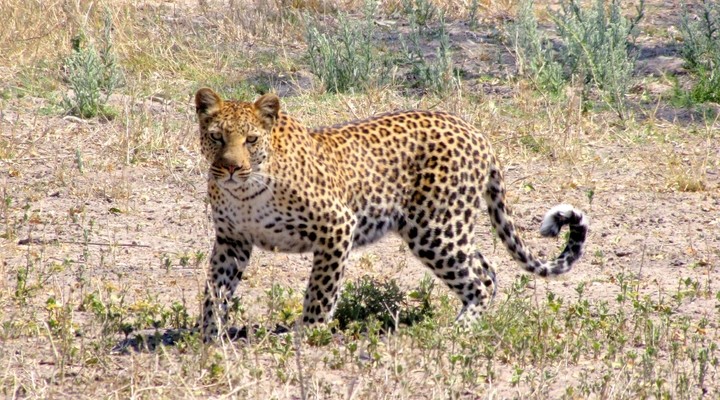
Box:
[218,169,252,187]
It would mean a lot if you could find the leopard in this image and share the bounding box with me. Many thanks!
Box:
[194,87,588,341]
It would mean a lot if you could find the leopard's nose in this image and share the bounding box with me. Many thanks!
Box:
[225,165,238,174]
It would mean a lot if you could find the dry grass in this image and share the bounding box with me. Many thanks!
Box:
[1,0,720,399]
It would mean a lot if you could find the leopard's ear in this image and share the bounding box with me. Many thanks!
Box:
[253,93,280,130]
[195,88,222,116]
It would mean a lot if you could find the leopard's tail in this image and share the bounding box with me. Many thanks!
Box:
[483,165,588,277]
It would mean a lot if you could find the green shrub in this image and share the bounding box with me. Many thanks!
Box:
[401,12,457,94]
[509,0,564,95]
[304,0,456,95]
[402,0,437,36]
[468,0,481,30]
[333,275,434,332]
[510,0,644,118]
[552,0,644,118]
[678,0,720,104]
[62,12,120,119]
[305,2,388,93]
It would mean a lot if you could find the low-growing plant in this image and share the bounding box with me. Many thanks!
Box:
[305,1,389,93]
[509,0,564,95]
[467,0,480,29]
[401,11,457,94]
[62,10,120,119]
[552,0,644,118]
[129,295,170,331]
[266,283,302,326]
[678,0,720,105]
[44,296,79,377]
[169,301,191,330]
[510,0,644,118]
[334,274,434,332]
[306,325,333,346]
[402,0,438,36]
[305,0,456,95]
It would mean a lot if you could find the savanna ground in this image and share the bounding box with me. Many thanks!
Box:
[1,0,719,398]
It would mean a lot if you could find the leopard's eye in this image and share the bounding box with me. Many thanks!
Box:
[210,132,224,145]
[246,135,259,145]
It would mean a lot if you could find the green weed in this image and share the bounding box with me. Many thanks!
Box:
[552,0,644,119]
[678,0,720,105]
[402,0,437,36]
[509,0,564,95]
[401,11,457,94]
[62,10,120,119]
[266,284,302,326]
[334,274,434,332]
[511,0,644,117]
[305,2,388,93]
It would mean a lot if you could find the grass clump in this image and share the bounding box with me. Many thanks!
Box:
[401,12,457,95]
[678,0,720,104]
[510,0,644,118]
[334,274,434,332]
[62,12,121,119]
[552,0,644,118]
[509,0,564,95]
[305,2,388,93]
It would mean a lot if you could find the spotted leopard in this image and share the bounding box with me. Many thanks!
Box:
[194,88,588,340]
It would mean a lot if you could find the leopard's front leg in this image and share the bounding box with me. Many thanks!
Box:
[302,220,355,327]
[201,234,252,342]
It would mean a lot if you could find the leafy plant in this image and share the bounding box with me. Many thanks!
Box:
[62,10,120,118]
[334,275,434,332]
[509,0,564,95]
[305,1,388,93]
[552,0,644,118]
[678,0,720,104]
[401,12,457,94]
[402,0,437,36]
[511,0,644,117]
[468,0,481,30]
[266,284,301,326]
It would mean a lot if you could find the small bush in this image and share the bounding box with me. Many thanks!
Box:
[265,284,301,326]
[62,12,120,119]
[334,275,434,332]
[402,0,437,36]
[509,0,564,95]
[305,2,388,93]
[467,0,481,30]
[678,0,720,104]
[552,0,644,118]
[401,12,457,94]
[510,0,644,118]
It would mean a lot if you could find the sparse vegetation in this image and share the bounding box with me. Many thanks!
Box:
[334,274,434,331]
[677,0,720,104]
[305,2,387,93]
[305,0,456,94]
[553,0,644,119]
[510,0,644,118]
[510,0,564,95]
[402,0,439,36]
[401,11,458,94]
[0,0,718,398]
[61,11,120,119]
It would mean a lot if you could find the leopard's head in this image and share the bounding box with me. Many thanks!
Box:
[195,88,279,189]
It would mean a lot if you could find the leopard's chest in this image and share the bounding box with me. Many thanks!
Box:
[212,185,313,253]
